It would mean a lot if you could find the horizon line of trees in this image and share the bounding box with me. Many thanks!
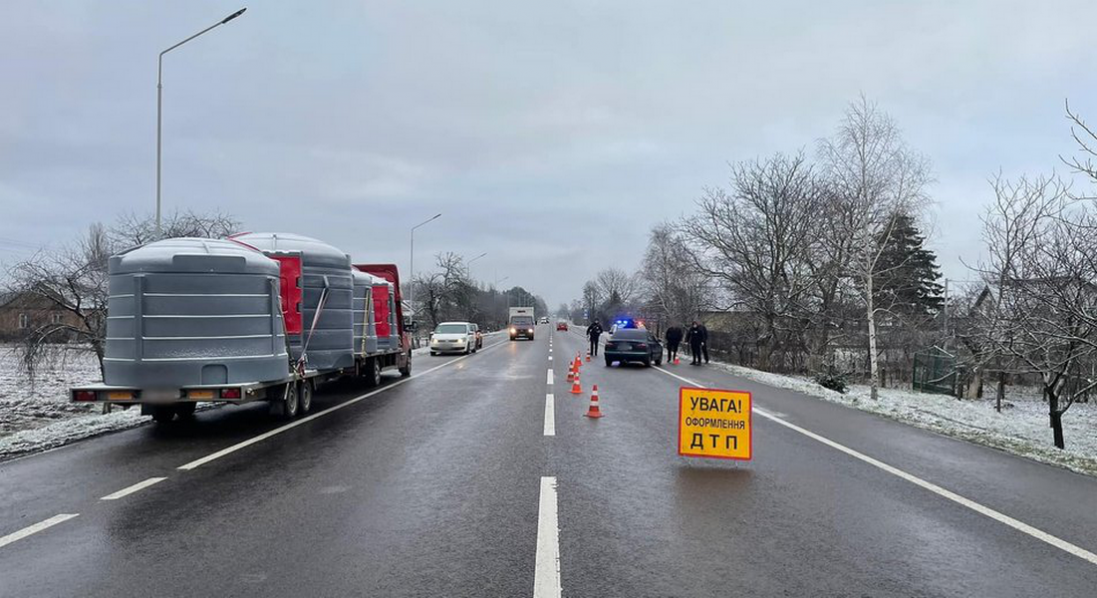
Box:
[409,251,547,332]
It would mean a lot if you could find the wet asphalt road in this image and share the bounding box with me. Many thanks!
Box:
[3,325,1097,596]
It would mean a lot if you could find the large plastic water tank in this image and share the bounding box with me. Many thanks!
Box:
[103,238,289,388]
[232,232,355,371]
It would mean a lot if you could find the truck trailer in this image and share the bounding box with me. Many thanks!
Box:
[70,234,413,424]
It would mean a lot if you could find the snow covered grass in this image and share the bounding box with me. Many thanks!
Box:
[0,344,157,461]
[710,361,1097,477]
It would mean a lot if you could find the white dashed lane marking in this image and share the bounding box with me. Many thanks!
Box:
[533,477,562,597]
[0,514,79,550]
[100,477,167,501]
[544,393,555,436]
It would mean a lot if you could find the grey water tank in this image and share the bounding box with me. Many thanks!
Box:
[232,232,355,371]
[103,238,289,388]
[352,269,376,355]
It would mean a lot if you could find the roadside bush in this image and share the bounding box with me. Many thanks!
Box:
[814,368,848,394]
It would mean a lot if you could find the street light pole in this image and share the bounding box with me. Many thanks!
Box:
[495,275,509,327]
[408,213,442,317]
[466,252,487,287]
[156,7,247,236]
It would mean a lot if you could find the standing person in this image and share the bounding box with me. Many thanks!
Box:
[699,321,710,364]
[586,320,604,356]
[685,321,704,365]
[665,324,683,364]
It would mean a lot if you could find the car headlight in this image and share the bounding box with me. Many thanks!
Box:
[510,327,517,334]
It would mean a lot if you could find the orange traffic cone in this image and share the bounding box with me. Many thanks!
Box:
[585,384,603,418]
[574,354,582,373]
[585,350,591,362]
[673,356,680,366]
[570,369,583,395]
[567,360,575,382]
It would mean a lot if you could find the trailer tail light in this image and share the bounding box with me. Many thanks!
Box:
[73,390,97,402]
[220,388,242,399]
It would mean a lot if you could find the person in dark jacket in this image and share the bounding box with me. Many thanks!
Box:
[665,325,683,364]
[685,321,704,365]
[586,321,604,356]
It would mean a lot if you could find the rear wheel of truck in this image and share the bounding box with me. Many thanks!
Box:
[176,402,197,420]
[150,405,175,424]
[399,351,412,377]
[298,380,313,415]
[364,358,382,387]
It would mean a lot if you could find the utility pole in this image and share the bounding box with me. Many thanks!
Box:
[156,8,247,236]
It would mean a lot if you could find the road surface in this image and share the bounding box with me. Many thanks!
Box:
[2,325,1097,596]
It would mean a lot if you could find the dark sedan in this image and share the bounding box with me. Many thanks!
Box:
[604,328,663,367]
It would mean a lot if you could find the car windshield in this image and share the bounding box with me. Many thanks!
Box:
[512,316,534,326]
[611,329,648,340]
[435,324,467,334]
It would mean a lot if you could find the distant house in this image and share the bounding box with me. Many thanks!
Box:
[0,291,84,341]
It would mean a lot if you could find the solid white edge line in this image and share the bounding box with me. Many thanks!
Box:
[547,370,554,385]
[544,393,555,437]
[0,514,79,550]
[652,366,1097,567]
[533,476,562,597]
[178,340,508,471]
[100,477,168,500]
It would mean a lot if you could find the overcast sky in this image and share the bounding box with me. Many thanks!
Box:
[3,1,1097,308]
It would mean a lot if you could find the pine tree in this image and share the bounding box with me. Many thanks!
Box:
[874,213,944,317]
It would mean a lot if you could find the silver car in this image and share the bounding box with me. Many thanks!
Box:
[430,322,477,355]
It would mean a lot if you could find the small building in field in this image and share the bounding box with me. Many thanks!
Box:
[0,291,84,341]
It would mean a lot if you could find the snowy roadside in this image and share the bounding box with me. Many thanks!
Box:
[0,344,153,462]
[707,360,1097,477]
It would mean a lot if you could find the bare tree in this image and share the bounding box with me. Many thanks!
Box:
[1063,100,1097,192]
[818,96,932,399]
[108,209,240,249]
[581,281,602,324]
[594,268,640,307]
[640,223,712,330]
[411,252,471,327]
[680,152,822,370]
[973,173,1097,449]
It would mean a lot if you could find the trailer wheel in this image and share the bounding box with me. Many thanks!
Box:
[399,351,412,378]
[150,405,175,424]
[298,380,313,415]
[364,358,382,387]
[279,383,299,420]
[176,402,197,420]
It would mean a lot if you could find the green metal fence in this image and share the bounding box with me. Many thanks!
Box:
[912,350,957,396]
